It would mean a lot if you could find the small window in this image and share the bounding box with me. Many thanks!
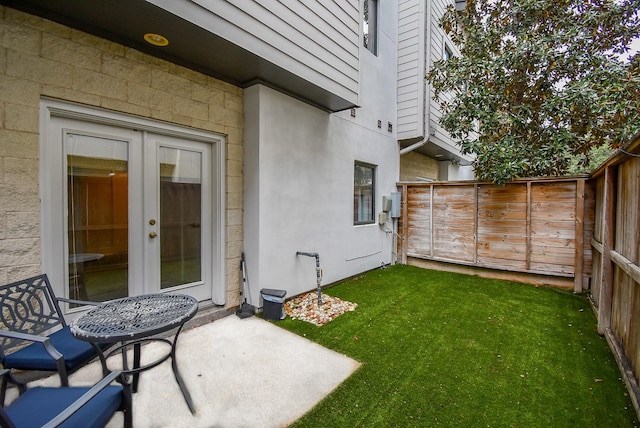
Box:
[354,162,376,225]
[444,43,453,61]
[363,0,378,55]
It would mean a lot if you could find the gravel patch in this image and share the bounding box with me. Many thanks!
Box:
[284,292,357,326]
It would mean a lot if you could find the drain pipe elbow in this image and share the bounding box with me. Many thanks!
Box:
[400,138,428,155]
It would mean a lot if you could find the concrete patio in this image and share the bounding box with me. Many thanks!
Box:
[8,313,360,428]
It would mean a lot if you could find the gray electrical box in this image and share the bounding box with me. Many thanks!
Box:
[390,192,401,218]
[382,196,392,212]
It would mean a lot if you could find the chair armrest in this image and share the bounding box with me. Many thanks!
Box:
[0,330,63,361]
[41,371,123,428]
[56,297,102,307]
[0,329,48,343]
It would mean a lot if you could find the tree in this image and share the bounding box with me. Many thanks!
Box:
[427,0,640,185]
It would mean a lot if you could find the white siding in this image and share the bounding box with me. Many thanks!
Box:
[397,0,464,144]
[428,0,461,144]
[151,0,360,104]
[397,0,425,140]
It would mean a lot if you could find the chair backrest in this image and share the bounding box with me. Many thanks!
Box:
[0,274,66,357]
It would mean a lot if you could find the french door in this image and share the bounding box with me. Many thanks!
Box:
[41,101,224,310]
[143,133,213,301]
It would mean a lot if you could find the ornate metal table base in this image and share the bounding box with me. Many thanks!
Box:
[71,294,198,414]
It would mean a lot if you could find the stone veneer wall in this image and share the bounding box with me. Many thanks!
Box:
[0,6,243,307]
[399,151,439,182]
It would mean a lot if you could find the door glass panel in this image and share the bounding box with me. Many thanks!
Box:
[67,134,129,303]
[159,147,202,288]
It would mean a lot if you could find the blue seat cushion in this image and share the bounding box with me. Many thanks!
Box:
[5,384,123,428]
[3,326,106,371]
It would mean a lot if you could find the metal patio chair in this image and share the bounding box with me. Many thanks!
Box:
[0,369,132,427]
[0,274,108,401]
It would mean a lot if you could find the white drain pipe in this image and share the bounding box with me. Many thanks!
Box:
[399,138,428,155]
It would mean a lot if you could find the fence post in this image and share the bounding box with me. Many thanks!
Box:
[597,166,615,334]
[526,181,532,271]
[429,185,434,258]
[574,179,585,293]
[401,184,408,265]
[473,184,479,264]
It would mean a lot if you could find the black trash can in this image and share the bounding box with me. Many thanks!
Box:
[260,288,287,321]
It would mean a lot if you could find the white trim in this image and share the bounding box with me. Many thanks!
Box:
[39,98,226,307]
[42,98,221,143]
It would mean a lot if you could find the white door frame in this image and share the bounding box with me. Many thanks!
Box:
[143,133,213,301]
[39,98,226,310]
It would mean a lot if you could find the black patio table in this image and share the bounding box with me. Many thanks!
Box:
[70,293,199,414]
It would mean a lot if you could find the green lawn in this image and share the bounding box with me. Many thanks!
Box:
[278,265,638,427]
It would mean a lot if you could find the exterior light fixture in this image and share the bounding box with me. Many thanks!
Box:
[144,33,169,47]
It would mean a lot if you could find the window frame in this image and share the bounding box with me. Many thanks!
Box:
[444,42,453,61]
[353,161,376,226]
[363,0,378,55]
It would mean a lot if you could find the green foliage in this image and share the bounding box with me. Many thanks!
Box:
[568,142,615,174]
[427,0,640,185]
[281,265,638,427]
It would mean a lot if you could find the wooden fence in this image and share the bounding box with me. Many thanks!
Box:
[589,135,640,415]
[397,177,595,292]
[397,136,640,417]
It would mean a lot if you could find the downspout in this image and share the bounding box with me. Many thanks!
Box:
[399,138,428,155]
[425,0,432,150]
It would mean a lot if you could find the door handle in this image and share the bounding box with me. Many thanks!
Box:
[149,231,158,239]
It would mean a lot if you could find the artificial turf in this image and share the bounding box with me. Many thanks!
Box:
[279,264,638,427]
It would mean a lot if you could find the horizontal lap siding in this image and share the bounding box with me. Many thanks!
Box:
[189,0,359,102]
[428,0,457,142]
[397,0,424,139]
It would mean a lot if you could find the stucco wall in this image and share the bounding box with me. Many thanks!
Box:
[0,7,243,307]
[242,0,399,304]
[439,161,476,181]
[243,85,399,303]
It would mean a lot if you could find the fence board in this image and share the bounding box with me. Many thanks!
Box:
[478,184,527,202]
[617,158,640,263]
[587,136,640,418]
[477,257,528,271]
[530,258,575,274]
[398,178,591,281]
